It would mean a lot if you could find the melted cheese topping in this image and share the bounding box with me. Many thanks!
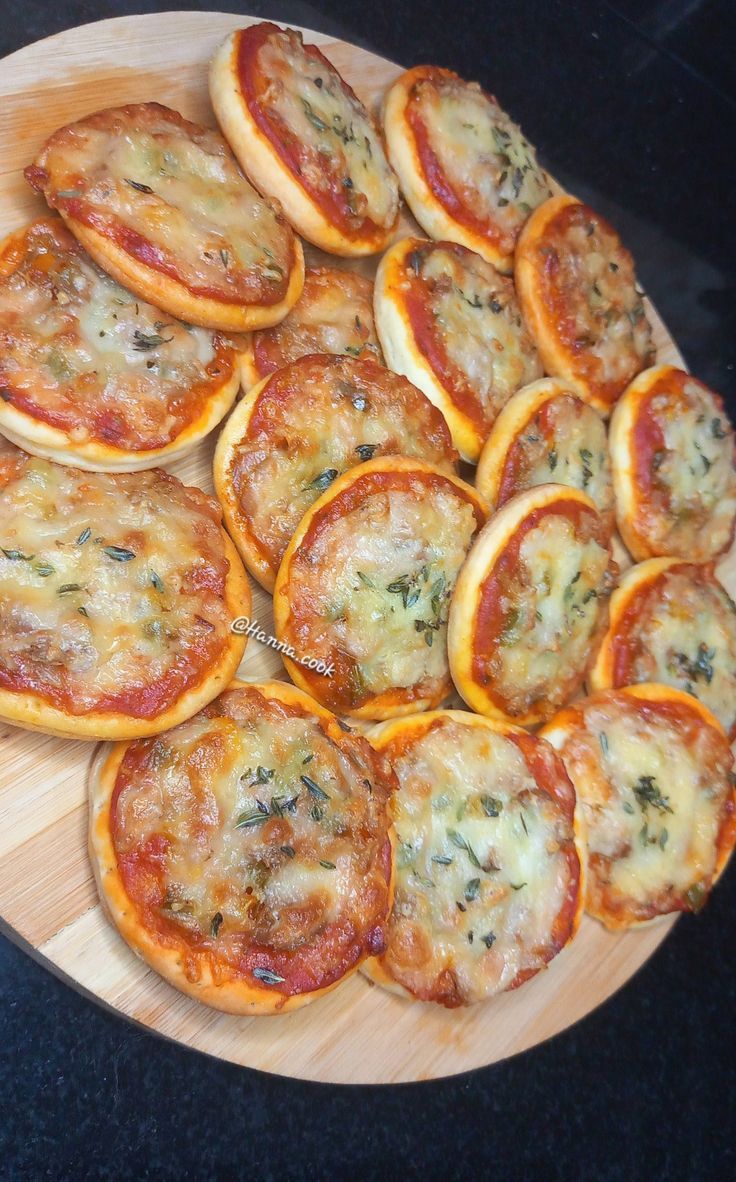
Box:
[257,29,398,230]
[641,381,736,559]
[382,718,577,1004]
[556,694,733,922]
[32,105,293,301]
[0,448,230,715]
[412,75,550,254]
[482,512,612,717]
[0,220,227,450]
[252,266,381,376]
[614,567,736,735]
[501,393,614,526]
[229,357,456,573]
[112,687,390,985]
[287,480,478,704]
[416,245,542,429]
[536,206,653,397]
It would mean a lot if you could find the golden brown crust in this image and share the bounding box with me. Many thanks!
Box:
[26,102,304,331]
[383,66,551,273]
[272,456,486,718]
[515,195,654,413]
[448,484,615,725]
[541,684,736,930]
[89,678,394,1014]
[213,354,458,592]
[0,531,248,741]
[608,365,736,562]
[209,27,399,257]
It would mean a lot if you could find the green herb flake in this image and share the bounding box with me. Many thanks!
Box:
[280,845,296,858]
[252,966,285,985]
[464,878,481,902]
[301,774,330,801]
[319,860,336,870]
[103,545,136,562]
[210,912,223,938]
[355,443,378,461]
[306,468,338,492]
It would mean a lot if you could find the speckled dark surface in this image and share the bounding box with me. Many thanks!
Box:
[1,3,735,1179]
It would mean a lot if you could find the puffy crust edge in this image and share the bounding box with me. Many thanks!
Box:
[0,359,241,473]
[382,66,515,273]
[209,32,398,257]
[362,709,586,1001]
[213,374,280,592]
[515,194,616,415]
[475,377,581,508]
[55,211,304,333]
[89,677,388,1014]
[272,456,487,719]
[373,237,482,462]
[0,532,250,740]
[540,683,736,930]
[448,483,608,726]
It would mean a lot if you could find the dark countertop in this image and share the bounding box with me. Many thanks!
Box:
[1,3,735,1179]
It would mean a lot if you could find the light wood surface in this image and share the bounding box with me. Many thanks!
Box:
[1,9,726,1085]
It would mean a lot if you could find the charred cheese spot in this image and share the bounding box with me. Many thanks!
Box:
[516,199,653,410]
[596,561,736,737]
[403,69,550,258]
[543,690,735,928]
[248,267,382,380]
[0,219,235,453]
[27,103,295,306]
[216,356,457,588]
[274,462,483,716]
[0,447,232,717]
[110,685,393,995]
[371,714,580,1005]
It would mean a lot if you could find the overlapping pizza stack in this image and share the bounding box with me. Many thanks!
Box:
[1,22,734,1014]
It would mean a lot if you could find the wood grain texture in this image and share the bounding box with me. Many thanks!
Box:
[1,9,726,1085]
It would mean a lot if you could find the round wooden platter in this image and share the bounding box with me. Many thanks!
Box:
[0,9,728,1087]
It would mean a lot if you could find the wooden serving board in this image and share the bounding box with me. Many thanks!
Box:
[1,9,727,1086]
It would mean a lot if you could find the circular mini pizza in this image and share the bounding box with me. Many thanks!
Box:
[541,685,736,930]
[475,377,615,532]
[448,484,616,726]
[25,102,304,331]
[214,355,457,591]
[210,23,399,256]
[374,238,542,462]
[239,265,382,389]
[272,456,486,718]
[0,218,240,471]
[383,66,551,272]
[589,557,736,738]
[90,679,395,1014]
[0,441,249,740]
[609,365,736,562]
[515,195,654,413]
[364,711,583,1006]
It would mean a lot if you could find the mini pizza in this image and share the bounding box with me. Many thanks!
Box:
[589,557,736,738]
[609,365,736,562]
[448,484,616,726]
[515,195,654,413]
[210,23,399,256]
[90,679,395,1014]
[272,456,486,718]
[25,102,304,332]
[383,66,551,272]
[0,441,249,740]
[0,218,240,471]
[541,685,736,929]
[364,710,583,1006]
[374,238,542,462]
[214,355,457,591]
[475,377,615,532]
[239,265,382,389]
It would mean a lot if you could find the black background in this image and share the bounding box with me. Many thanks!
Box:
[1,3,735,1180]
